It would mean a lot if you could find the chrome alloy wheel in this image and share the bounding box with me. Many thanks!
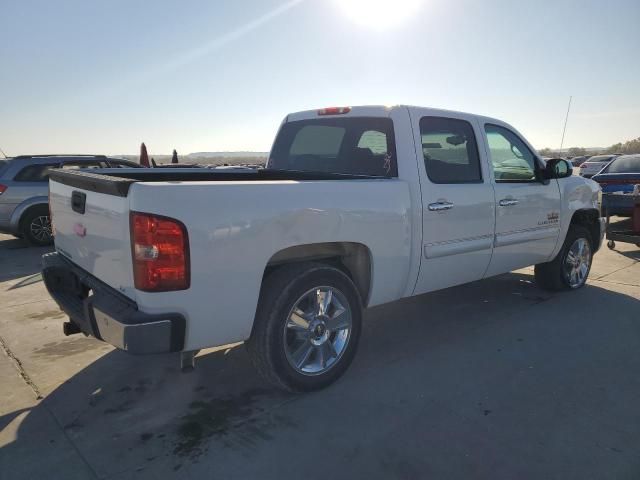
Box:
[563,237,591,288]
[283,286,352,375]
[30,216,52,243]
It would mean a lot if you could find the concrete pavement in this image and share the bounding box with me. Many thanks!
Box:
[1,232,639,479]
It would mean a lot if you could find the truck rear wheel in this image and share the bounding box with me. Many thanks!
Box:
[246,262,362,392]
[534,225,593,291]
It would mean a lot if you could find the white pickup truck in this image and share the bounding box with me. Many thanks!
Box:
[43,105,604,392]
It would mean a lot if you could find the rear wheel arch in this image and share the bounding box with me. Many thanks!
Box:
[18,203,49,230]
[262,242,373,307]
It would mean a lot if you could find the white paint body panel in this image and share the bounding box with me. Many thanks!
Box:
[48,105,603,352]
[129,180,412,350]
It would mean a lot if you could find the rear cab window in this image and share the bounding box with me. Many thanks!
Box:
[268,117,397,177]
[61,161,105,170]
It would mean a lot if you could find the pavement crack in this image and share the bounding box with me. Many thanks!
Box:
[0,334,43,400]
[592,262,639,281]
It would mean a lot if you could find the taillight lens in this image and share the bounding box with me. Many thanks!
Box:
[130,212,190,292]
[0,184,7,195]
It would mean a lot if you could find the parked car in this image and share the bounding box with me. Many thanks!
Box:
[579,154,618,178]
[42,105,604,392]
[0,155,142,245]
[571,155,590,167]
[592,154,640,216]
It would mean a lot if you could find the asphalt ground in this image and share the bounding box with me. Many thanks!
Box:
[1,230,639,480]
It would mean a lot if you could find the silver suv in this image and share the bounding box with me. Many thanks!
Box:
[0,155,142,245]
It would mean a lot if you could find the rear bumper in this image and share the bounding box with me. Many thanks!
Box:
[42,252,185,354]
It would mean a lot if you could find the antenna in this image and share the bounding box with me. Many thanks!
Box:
[559,95,572,152]
[0,146,7,158]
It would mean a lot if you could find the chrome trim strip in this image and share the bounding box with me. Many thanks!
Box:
[424,234,494,259]
[494,225,560,247]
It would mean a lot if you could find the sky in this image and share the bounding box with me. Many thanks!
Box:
[1,0,639,156]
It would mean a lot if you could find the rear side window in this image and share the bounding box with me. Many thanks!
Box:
[604,155,640,173]
[269,117,397,177]
[13,164,59,182]
[420,117,482,183]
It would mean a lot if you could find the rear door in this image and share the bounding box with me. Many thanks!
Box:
[481,123,561,276]
[1,162,58,221]
[411,111,495,294]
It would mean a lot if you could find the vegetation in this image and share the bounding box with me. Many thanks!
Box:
[539,136,640,158]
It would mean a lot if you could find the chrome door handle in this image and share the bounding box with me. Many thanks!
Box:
[499,198,519,207]
[428,201,454,212]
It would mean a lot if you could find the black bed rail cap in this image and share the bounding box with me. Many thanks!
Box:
[49,170,135,197]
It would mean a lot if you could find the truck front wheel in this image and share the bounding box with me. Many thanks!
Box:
[247,263,362,392]
[534,225,593,291]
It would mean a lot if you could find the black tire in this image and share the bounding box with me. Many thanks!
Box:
[246,262,362,392]
[535,225,593,291]
[21,206,53,246]
[607,240,615,250]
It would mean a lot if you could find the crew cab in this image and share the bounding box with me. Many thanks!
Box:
[43,106,605,392]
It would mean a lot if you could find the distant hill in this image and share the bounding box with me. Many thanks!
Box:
[187,151,268,158]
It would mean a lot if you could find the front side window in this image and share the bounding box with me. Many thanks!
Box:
[420,116,482,184]
[13,164,58,182]
[269,117,397,177]
[485,125,537,182]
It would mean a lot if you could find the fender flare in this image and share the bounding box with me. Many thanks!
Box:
[9,196,49,233]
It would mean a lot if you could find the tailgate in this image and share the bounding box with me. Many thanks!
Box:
[49,175,135,298]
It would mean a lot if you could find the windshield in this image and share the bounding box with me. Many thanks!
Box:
[268,117,397,177]
[603,155,640,173]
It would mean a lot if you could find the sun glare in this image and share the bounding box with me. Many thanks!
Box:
[334,0,424,30]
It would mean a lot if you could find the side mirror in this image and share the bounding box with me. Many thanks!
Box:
[544,158,573,179]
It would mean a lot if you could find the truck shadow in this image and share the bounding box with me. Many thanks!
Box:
[0,235,52,284]
[2,272,640,479]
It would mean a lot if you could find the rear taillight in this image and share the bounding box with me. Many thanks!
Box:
[48,190,55,236]
[0,184,6,195]
[130,212,190,292]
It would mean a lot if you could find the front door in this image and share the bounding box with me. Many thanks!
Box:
[481,123,561,277]
[412,113,496,295]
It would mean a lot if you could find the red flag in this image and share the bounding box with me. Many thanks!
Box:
[139,142,150,167]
